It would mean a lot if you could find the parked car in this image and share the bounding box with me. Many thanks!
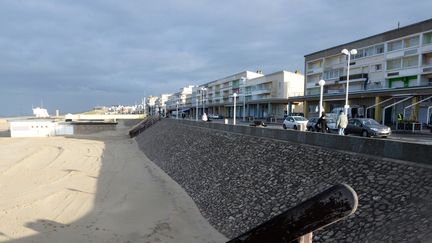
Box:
[282,116,308,130]
[284,112,305,118]
[345,118,391,138]
[306,117,337,132]
[208,114,223,119]
[250,120,267,127]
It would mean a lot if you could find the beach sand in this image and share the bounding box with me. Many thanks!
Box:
[0,125,227,242]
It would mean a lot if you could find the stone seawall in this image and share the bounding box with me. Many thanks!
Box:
[135,119,432,242]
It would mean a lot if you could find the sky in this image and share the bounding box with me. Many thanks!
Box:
[0,0,431,116]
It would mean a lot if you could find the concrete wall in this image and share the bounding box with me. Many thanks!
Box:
[175,120,432,165]
[135,119,432,242]
[72,122,117,134]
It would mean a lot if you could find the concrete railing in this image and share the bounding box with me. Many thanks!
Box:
[172,119,432,165]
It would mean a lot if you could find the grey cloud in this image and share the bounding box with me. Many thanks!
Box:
[1,0,431,116]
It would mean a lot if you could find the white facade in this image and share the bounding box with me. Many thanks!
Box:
[165,85,195,114]
[9,120,73,137]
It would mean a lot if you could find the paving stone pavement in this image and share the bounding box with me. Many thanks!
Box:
[135,119,432,243]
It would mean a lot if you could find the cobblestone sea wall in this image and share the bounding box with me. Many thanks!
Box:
[135,120,432,243]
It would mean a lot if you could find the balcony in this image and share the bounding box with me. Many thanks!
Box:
[251,89,271,96]
[306,67,323,75]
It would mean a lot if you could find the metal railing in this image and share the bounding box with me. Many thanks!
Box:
[128,116,161,138]
[228,184,358,243]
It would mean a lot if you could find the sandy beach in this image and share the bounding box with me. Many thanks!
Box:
[0,124,227,243]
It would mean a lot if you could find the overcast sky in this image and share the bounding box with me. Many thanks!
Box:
[0,0,431,116]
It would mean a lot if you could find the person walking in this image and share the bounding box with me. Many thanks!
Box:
[336,111,348,136]
[315,112,329,133]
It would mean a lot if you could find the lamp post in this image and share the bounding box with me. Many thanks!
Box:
[341,48,358,115]
[201,87,207,117]
[240,77,247,121]
[176,101,179,120]
[196,93,199,121]
[319,79,326,117]
[233,93,238,125]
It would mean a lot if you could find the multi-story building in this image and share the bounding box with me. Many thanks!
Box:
[165,70,305,120]
[202,71,264,118]
[244,70,304,118]
[165,85,195,116]
[145,96,159,116]
[155,93,171,116]
[301,18,432,124]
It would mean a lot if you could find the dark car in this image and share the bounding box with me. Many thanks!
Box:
[306,117,337,132]
[345,118,391,138]
[250,120,267,127]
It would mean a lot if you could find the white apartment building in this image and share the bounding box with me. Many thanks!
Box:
[302,18,432,124]
[145,96,159,116]
[165,85,195,116]
[165,70,305,120]
[244,70,304,118]
[151,93,171,116]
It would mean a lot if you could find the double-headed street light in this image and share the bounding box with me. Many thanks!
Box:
[318,79,326,117]
[233,93,238,125]
[341,48,357,115]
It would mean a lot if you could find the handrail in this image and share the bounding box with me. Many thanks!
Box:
[228,184,358,243]
[382,96,412,125]
[129,116,161,138]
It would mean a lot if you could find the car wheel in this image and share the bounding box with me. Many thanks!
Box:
[293,125,297,130]
[362,130,369,137]
[283,124,287,129]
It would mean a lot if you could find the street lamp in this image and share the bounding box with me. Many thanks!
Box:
[233,93,238,125]
[176,101,179,120]
[341,48,358,115]
[201,87,207,117]
[318,79,326,117]
[195,93,199,121]
[240,77,247,121]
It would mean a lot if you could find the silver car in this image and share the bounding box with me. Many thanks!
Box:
[345,118,391,138]
[282,116,308,130]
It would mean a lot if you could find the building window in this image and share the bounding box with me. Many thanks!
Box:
[374,64,382,71]
[323,68,343,80]
[388,40,403,51]
[307,60,322,70]
[353,49,364,59]
[424,32,432,45]
[404,36,419,48]
[402,55,419,68]
[375,44,384,54]
[364,46,374,57]
[387,58,402,70]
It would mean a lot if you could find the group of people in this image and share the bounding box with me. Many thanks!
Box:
[315,111,348,135]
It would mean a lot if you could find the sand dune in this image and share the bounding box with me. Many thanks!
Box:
[0,127,227,242]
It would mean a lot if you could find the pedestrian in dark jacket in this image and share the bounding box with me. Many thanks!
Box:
[316,112,329,133]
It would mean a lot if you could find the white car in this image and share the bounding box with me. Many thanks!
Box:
[283,116,308,130]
